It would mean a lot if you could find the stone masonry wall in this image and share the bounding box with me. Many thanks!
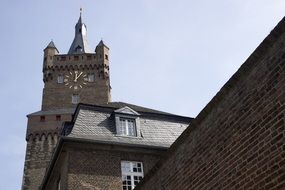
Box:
[135,18,285,190]
[22,134,58,190]
[42,51,111,111]
[22,113,73,190]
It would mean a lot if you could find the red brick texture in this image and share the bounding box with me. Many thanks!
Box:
[135,18,285,190]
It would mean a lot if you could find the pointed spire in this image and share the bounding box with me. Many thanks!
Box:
[68,8,93,54]
[98,39,104,46]
[96,39,109,50]
[77,7,83,25]
[46,41,56,49]
[44,40,59,52]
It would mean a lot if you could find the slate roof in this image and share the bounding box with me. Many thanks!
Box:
[68,14,93,54]
[28,108,75,116]
[46,41,56,49]
[62,102,192,148]
[96,102,184,117]
[44,41,59,52]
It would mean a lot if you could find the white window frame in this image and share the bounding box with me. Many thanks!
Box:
[72,94,80,104]
[115,115,141,137]
[119,117,137,136]
[57,75,64,84]
[121,161,144,190]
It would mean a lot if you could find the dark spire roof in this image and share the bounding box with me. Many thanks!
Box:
[46,41,56,48]
[44,40,59,52]
[68,9,93,54]
[96,39,109,50]
[98,40,104,46]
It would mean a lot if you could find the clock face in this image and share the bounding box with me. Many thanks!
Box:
[64,71,88,90]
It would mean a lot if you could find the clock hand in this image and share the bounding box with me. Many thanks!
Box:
[74,73,77,82]
[74,72,83,82]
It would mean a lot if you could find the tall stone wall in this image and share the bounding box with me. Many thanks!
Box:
[22,113,73,190]
[22,133,58,190]
[135,18,285,190]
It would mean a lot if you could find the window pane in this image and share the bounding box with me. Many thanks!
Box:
[57,75,64,83]
[72,95,80,104]
[122,175,132,190]
[119,118,136,136]
[121,162,131,172]
[133,175,142,186]
[121,161,143,190]
[119,118,127,135]
[88,74,95,82]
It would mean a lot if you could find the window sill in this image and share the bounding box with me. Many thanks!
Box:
[115,135,142,139]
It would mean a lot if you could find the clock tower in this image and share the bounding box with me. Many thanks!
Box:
[42,12,111,110]
[22,11,111,190]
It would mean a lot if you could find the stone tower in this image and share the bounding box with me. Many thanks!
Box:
[22,11,111,190]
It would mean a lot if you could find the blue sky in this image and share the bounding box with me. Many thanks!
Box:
[0,1,285,189]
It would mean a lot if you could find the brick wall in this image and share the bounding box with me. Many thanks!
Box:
[42,142,164,189]
[135,18,285,190]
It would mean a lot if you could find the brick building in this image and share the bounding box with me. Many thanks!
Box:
[40,103,191,189]
[22,11,192,190]
[134,17,285,190]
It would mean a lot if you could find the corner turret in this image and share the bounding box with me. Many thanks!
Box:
[43,41,59,67]
[95,40,110,78]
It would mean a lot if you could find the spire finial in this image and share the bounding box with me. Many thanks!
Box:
[80,7,83,16]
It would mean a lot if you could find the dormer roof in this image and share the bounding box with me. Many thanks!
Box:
[114,106,140,116]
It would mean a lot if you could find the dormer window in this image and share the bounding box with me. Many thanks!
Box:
[114,106,141,137]
[119,118,137,136]
[75,45,83,53]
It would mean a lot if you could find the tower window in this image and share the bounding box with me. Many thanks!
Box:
[74,56,79,61]
[40,116,45,122]
[88,74,95,82]
[75,45,83,53]
[72,95,80,104]
[57,75,64,84]
[121,161,144,190]
[56,115,61,121]
[105,54,108,60]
